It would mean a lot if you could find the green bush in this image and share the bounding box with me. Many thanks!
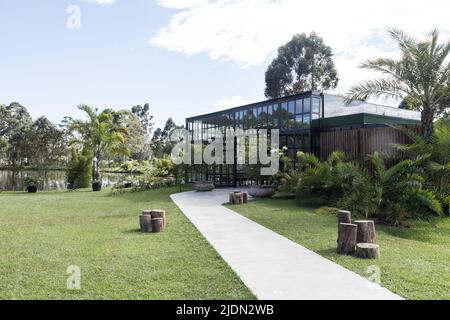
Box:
[23,176,39,187]
[66,148,92,188]
[277,148,444,225]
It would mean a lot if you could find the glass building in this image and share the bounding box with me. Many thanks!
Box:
[186,91,421,187]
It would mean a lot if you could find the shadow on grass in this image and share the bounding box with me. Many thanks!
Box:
[316,247,339,257]
[376,223,443,244]
[122,228,144,234]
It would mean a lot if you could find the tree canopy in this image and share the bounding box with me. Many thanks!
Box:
[264,32,339,99]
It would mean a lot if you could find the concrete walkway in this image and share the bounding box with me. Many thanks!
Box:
[170,189,403,300]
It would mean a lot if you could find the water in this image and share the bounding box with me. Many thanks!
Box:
[0,170,125,191]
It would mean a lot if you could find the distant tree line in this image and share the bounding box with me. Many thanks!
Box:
[0,102,182,174]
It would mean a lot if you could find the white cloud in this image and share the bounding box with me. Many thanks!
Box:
[87,0,116,5]
[151,0,450,94]
[213,96,256,110]
[157,0,207,10]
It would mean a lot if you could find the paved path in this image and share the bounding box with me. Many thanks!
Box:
[171,189,403,300]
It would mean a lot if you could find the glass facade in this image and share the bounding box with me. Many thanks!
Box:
[185,91,421,187]
[186,92,323,187]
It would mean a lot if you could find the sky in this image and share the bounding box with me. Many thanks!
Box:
[0,0,449,129]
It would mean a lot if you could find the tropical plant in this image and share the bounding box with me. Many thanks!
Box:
[69,105,129,185]
[345,29,450,141]
[391,120,450,209]
[339,152,442,224]
[277,148,443,224]
[334,161,376,218]
[294,151,346,205]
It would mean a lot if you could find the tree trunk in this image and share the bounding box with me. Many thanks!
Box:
[355,220,376,244]
[356,243,380,259]
[421,106,434,142]
[337,210,351,240]
[93,152,101,182]
[337,223,357,255]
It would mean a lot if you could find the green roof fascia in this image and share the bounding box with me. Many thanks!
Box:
[319,113,420,130]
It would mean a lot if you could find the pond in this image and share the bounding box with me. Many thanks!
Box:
[0,170,125,191]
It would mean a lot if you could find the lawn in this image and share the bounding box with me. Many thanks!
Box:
[228,198,450,300]
[0,187,254,300]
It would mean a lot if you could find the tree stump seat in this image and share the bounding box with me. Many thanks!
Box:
[337,223,357,255]
[355,220,376,244]
[356,243,380,259]
[140,209,167,232]
[337,210,351,239]
[229,191,248,205]
[140,214,153,233]
[151,209,167,229]
[151,218,164,233]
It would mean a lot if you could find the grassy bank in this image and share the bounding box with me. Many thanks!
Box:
[227,198,450,300]
[0,187,254,299]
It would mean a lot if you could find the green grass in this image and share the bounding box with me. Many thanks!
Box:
[0,187,254,300]
[227,198,450,300]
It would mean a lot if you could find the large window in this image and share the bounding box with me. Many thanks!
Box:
[312,97,321,120]
[279,98,312,130]
[281,102,289,129]
[272,104,279,128]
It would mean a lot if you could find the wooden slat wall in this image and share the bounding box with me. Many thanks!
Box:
[320,125,421,159]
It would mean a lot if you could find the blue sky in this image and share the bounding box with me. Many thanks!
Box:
[1,0,449,129]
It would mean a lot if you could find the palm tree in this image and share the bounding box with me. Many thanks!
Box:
[70,105,129,188]
[345,29,450,141]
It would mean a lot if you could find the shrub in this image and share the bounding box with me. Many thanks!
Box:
[295,151,345,206]
[277,148,444,225]
[23,176,39,187]
[338,152,442,224]
[66,148,92,188]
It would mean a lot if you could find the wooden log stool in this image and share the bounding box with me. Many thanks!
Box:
[355,220,376,244]
[230,191,246,205]
[229,192,236,204]
[140,211,153,233]
[337,210,351,239]
[151,209,167,230]
[229,191,240,204]
[356,243,380,259]
[151,218,164,233]
[233,192,244,205]
[337,223,357,255]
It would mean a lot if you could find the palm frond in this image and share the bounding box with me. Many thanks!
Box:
[389,124,425,145]
[344,78,405,104]
[360,58,404,81]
